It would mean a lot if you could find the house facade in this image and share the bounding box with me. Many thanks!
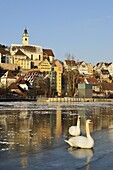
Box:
[13,50,31,69]
[107,62,113,76]
[0,70,17,88]
[38,59,52,72]
[54,60,63,96]
[77,61,88,75]
[63,60,77,70]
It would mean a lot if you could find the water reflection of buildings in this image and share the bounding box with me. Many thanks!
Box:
[0,107,64,169]
[55,105,62,141]
[0,114,7,130]
[77,107,113,133]
[1,103,113,169]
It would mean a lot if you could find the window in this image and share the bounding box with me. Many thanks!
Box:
[31,54,33,60]
[39,55,41,60]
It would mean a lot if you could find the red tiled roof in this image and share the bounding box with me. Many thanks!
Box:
[16,76,25,83]
[43,49,54,57]
[78,77,98,84]
[9,83,24,95]
[2,71,16,79]
[9,83,18,89]
[0,47,10,55]
[86,77,98,83]
[101,83,113,91]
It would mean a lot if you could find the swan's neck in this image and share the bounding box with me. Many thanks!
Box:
[77,118,80,128]
[86,122,91,138]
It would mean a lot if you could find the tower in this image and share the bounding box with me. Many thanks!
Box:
[22,28,29,46]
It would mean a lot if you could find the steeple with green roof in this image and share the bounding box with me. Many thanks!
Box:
[22,28,29,46]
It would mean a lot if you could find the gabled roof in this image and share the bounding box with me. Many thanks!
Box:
[78,77,98,84]
[14,49,27,56]
[1,71,16,79]
[64,60,77,66]
[96,62,111,67]
[43,49,54,57]
[38,58,52,66]
[14,50,30,60]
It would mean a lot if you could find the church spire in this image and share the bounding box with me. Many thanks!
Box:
[22,28,29,46]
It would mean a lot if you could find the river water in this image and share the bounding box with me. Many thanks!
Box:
[0,101,113,170]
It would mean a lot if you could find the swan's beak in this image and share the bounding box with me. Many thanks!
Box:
[89,120,92,123]
[87,119,93,124]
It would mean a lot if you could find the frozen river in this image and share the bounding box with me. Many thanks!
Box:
[0,101,113,170]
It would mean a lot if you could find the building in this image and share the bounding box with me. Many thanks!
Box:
[78,83,92,98]
[54,60,63,96]
[0,70,17,88]
[63,60,77,70]
[77,61,89,75]
[38,59,52,72]
[10,29,55,70]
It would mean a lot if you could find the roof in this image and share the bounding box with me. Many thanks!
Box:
[101,83,113,91]
[0,47,10,55]
[1,71,16,79]
[78,77,98,84]
[24,28,28,34]
[14,49,27,56]
[16,76,25,83]
[11,45,42,53]
[64,60,77,66]
[38,58,52,66]
[18,79,26,84]
[43,49,54,57]
[8,83,24,95]
[9,83,19,89]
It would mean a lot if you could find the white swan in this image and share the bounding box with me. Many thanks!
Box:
[68,115,81,136]
[65,119,94,149]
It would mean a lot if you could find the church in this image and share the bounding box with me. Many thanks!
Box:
[10,28,55,70]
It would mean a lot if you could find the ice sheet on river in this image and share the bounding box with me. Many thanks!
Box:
[0,101,113,111]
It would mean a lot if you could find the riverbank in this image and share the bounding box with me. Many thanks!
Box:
[37,97,113,102]
[0,96,113,102]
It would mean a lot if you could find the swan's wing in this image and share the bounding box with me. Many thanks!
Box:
[69,136,89,148]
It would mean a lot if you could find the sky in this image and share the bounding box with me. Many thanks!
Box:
[1,0,113,65]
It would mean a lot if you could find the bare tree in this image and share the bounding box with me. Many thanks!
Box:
[63,53,79,96]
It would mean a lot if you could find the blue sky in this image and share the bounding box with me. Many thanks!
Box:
[1,0,113,65]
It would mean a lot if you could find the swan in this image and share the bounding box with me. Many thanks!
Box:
[65,119,94,149]
[68,115,81,136]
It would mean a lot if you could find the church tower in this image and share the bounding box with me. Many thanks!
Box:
[22,28,29,46]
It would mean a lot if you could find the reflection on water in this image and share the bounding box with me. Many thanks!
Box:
[68,148,94,170]
[0,102,113,169]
